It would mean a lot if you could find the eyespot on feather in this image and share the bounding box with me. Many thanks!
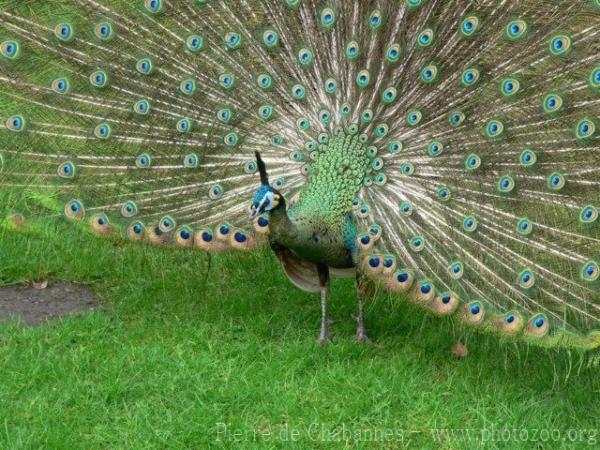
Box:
[90,213,113,234]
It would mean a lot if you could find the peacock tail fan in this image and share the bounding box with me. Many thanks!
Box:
[0,0,599,351]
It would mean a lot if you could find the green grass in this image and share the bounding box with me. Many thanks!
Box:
[1,219,599,449]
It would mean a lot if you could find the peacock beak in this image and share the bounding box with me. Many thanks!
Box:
[249,205,258,218]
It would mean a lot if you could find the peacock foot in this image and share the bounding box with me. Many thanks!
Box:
[356,325,369,342]
[355,329,369,343]
[318,331,331,344]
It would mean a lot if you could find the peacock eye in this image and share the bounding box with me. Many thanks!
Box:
[257,73,272,89]
[580,205,598,224]
[406,110,422,126]
[297,47,313,65]
[51,77,70,94]
[136,58,153,74]
[95,22,114,40]
[369,9,383,29]
[397,271,409,283]
[582,261,599,282]
[262,30,279,48]
[90,70,108,88]
[461,16,480,37]
[183,153,199,168]
[234,231,247,243]
[133,99,150,115]
[520,149,537,167]
[368,257,380,268]
[497,175,515,194]
[159,216,176,232]
[324,78,337,94]
[516,218,534,236]
[180,78,197,96]
[461,67,481,87]
[346,41,360,59]
[319,109,331,124]
[465,153,481,171]
[258,104,274,121]
[506,19,528,40]
[383,45,401,67]
[518,269,536,289]
[575,118,596,140]
[427,141,444,157]
[417,28,435,47]
[400,202,413,216]
[485,119,504,138]
[218,73,234,90]
[420,64,439,83]
[410,236,425,252]
[57,161,76,179]
[209,184,224,200]
[340,103,352,116]
[135,153,152,168]
[179,228,192,240]
[320,7,336,28]
[501,78,521,96]
[462,216,478,232]
[305,141,317,152]
[94,123,112,139]
[224,132,239,147]
[296,117,310,131]
[436,185,451,201]
[549,34,571,56]
[1,40,20,59]
[590,67,600,89]
[547,171,566,191]
[65,199,85,220]
[401,163,415,176]
[448,262,464,279]
[356,70,370,88]
[145,0,164,13]
[176,118,192,133]
[361,109,373,123]
[55,23,74,42]
[291,84,306,100]
[224,31,241,49]
[186,34,204,52]
[6,115,25,132]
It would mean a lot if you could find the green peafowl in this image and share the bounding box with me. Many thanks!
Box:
[1,0,600,349]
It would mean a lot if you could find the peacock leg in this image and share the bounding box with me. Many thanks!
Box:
[317,264,330,344]
[355,273,369,342]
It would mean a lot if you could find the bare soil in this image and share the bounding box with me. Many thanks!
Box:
[0,283,99,325]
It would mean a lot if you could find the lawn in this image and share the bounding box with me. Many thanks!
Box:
[0,218,599,449]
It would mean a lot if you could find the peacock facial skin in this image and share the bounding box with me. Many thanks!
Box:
[250,185,280,217]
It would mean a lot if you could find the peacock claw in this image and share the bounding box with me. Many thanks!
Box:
[356,335,368,343]
[318,333,331,344]
[356,328,369,343]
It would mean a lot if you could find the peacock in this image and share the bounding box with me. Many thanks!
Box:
[1,0,599,350]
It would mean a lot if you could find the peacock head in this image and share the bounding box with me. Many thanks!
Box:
[250,152,282,218]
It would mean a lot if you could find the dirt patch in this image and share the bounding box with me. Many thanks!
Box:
[0,283,99,325]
